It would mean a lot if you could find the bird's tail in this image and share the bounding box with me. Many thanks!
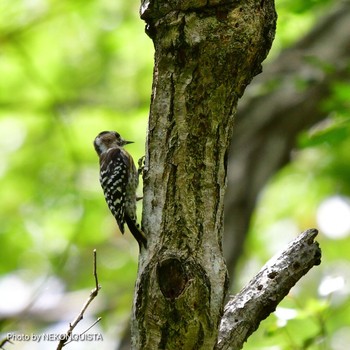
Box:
[125,215,147,248]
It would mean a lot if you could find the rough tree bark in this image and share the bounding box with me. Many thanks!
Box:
[113,6,350,349]
[223,0,350,281]
[131,0,277,348]
[216,229,321,350]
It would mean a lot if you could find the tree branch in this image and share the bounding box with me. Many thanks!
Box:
[216,229,321,350]
[56,249,101,350]
[0,338,12,350]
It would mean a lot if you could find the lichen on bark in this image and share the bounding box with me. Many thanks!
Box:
[131,1,277,349]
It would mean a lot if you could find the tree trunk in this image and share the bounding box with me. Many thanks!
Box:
[131,0,276,348]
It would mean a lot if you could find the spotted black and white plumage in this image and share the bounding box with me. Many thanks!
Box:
[94,131,146,247]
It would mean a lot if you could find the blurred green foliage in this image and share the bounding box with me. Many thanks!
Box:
[0,0,350,349]
[0,0,153,345]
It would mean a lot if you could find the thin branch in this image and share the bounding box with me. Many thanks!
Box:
[0,338,13,349]
[63,317,102,347]
[79,317,102,336]
[93,249,99,292]
[215,229,322,350]
[56,249,101,350]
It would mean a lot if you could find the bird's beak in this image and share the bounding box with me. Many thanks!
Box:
[124,140,134,145]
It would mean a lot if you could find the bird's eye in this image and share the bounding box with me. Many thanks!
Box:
[114,132,120,138]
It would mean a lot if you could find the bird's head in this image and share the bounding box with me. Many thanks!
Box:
[93,131,133,155]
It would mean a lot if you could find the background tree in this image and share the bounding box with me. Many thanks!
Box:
[224,1,350,282]
[0,0,349,349]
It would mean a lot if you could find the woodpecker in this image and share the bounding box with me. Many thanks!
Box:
[93,131,147,248]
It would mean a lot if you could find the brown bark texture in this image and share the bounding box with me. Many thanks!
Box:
[216,229,321,350]
[131,0,277,349]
